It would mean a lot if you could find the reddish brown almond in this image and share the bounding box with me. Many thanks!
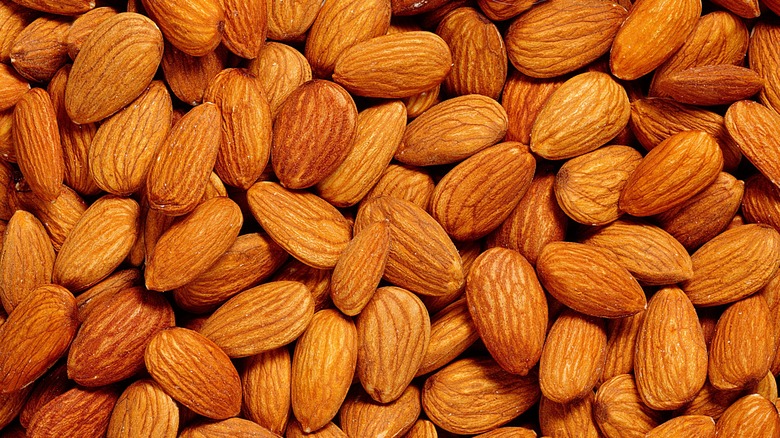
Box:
[292,309,358,432]
[502,70,564,145]
[52,196,140,292]
[715,394,780,437]
[333,31,452,98]
[635,287,708,410]
[10,0,92,15]
[751,21,780,114]
[286,420,347,438]
[0,210,54,313]
[146,103,222,216]
[0,63,28,110]
[682,224,780,306]
[396,94,508,166]
[473,427,538,438]
[16,185,87,252]
[539,309,606,403]
[422,357,540,435]
[199,281,314,358]
[539,393,600,438]
[18,363,71,429]
[265,0,320,41]
[620,131,723,217]
[65,7,118,60]
[271,80,357,189]
[416,299,479,377]
[65,13,163,124]
[9,16,69,83]
[0,1,36,63]
[272,260,332,311]
[241,348,291,435]
[107,379,178,438]
[145,197,242,291]
[356,286,430,403]
[646,415,716,438]
[13,87,63,202]
[656,64,764,106]
[506,0,626,78]
[531,72,630,160]
[594,374,664,437]
[0,284,77,393]
[67,287,174,387]
[601,311,645,383]
[340,385,421,438]
[726,100,780,187]
[467,248,547,376]
[0,384,31,430]
[361,164,435,211]
[537,241,646,318]
[74,269,140,322]
[709,295,774,390]
[27,386,119,438]
[141,0,223,56]
[710,0,758,18]
[180,418,278,438]
[581,218,693,285]
[247,42,312,116]
[609,0,701,80]
[221,0,266,59]
[145,327,241,420]
[431,142,536,241]
[161,42,227,106]
[744,173,780,231]
[402,84,439,118]
[354,196,464,297]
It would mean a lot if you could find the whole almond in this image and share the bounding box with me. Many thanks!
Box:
[715,394,780,437]
[361,164,435,211]
[0,386,32,430]
[145,327,241,420]
[27,386,119,438]
[416,298,479,377]
[750,20,780,114]
[655,64,764,106]
[678,381,744,420]
[539,393,600,438]
[9,0,92,15]
[265,0,320,41]
[140,0,223,56]
[0,63,28,110]
[65,7,118,60]
[646,415,716,438]
[473,427,538,438]
[106,379,178,438]
[502,71,564,145]
[241,348,290,434]
[287,420,348,437]
[221,0,266,59]
[0,1,35,63]
[17,185,87,251]
[594,374,663,437]
[9,16,69,83]
[340,385,421,438]
[247,42,312,116]
[65,12,163,124]
[0,210,54,313]
[601,311,645,383]
[725,100,780,187]
[743,173,780,231]
[404,419,437,438]
[161,42,227,106]
[272,259,332,311]
[179,418,278,437]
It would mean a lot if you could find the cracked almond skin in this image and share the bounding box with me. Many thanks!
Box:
[0,284,78,394]
[505,0,626,78]
[141,0,223,57]
[422,357,540,435]
[715,394,780,437]
[635,287,708,411]
[0,210,54,313]
[681,224,780,306]
[609,0,701,80]
[333,31,452,98]
[356,286,430,403]
[537,241,646,318]
[726,100,780,188]
[145,327,241,420]
[594,374,664,437]
[27,386,119,438]
[65,12,163,124]
[620,130,723,217]
[107,379,178,438]
[655,64,764,106]
[467,248,547,376]
[531,72,630,160]
[340,385,421,438]
[355,196,464,297]
[199,281,314,358]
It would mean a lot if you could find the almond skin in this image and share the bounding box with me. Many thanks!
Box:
[27,386,119,438]
[536,241,646,318]
[66,7,119,60]
[11,0,93,15]
[106,379,179,438]
[340,385,421,438]
[356,286,430,403]
[179,418,278,437]
[601,311,645,383]
[0,63,29,110]
[715,394,780,437]
[634,286,708,410]
[199,281,314,358]
[265,0,320,42]
[620,130,723,217]
[502,70,564,145]
[725,100,780,188]
[681,224,780,306]
[594,374,664,437]
[656,64,764,106]
[743,173,780,231]
[467,248,548,376]
[0,284,78,394]
[140,0,223,57]
[145,327,242,420]
[248,42,313,116]
[241,348,291,435]
[361,164,435,211]
[646,415,716,438]
[750,20,780,114]
[0,2,35,63]
[161,42,227,106]
[416,298,480,377]
[286,420,348,437]
[221,0,267,59]
[333,31,452,98]
[9,16,70,83]
[539,392,600,438]
[17,185,87,252]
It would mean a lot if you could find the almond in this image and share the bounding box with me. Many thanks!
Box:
[646,415,716,438]
[404,419,437,438]
[65,7,118,60]
[65,12,163,124]
[536,241,646,318]
[594,374,663,437]
[743,173,780,231]
[286,420,347,437]
[340,385,421,438]
[10,16,69,83]
[361,164,435,211]
[16,184,87,251]
[247,42,312,116]
[715,394,780,437]
[0,63,28,110]
[0,1,35,63]
[0,386,31,431]
[272,259,332,311]
[473,427,538,438]
[265,0,320,42]
[145,327,241,420]
[725,100,780,187]
[179,418,278,437]
[9,0,92,15]
[332,31,452,98]
[530,72,630,160]
[161,42,227,106]
[655,64,764,106]
[0,210,54,313]
[539,392,600,438]
[241,347,291,435]
[502,70,563,145]
[678,381,744,420]
[402,85,439,119]
[106,379,178,438]
[681,224,780,306]
[601,311,645,384]
[199,281,314,357]
[221,0,267,59]
[750,20,780,114]
[18,362,71,429]
[505,0,626,78]
[415,298,479,377]
[476,0,532,20]
[391,0,449,15]
[27,386,119,438]
[140,0,223,56]
[710,0,758,18]
[422,357,540,434]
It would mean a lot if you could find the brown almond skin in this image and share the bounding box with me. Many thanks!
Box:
[241,347,291,435]
[65,13,163,124]
[0,1,36,64]
[106,379,178,438]
[743,173,780,231]
[10,16,69,83]
[272,80,357,189]
[53,195,140,293]
[0,210,54,313]
[16,185,87,251]
[333,31,452,99]
[1,386,33,430]
[646,415,716,438]
[356,286,430,403]
[726,100,780,187]
[403,84,439,118]
[67,287,175,387]
[422,357,540,435]
[536,241,646,318]
[146,103,222,216]
[145,197,243,291]
[27,386,119,438]
[502,70,564,145]
[340,385,421,438]
[467,248,547,376]
[594,374,664,437]
[539,393,600,438]
[272,259,332,311]
[656,64,764,106]
[13,87,64,202]
[10,0,92,15]
[601,311,645,384]
[506,0,626,78]
[539,309,606,404]
[248,42,312,116]
[678,381,744,420]
[397,94,508,166]
[292,309,358,432]
[0,284,78,394]
[180,418,278,437]
[66,7,118,60]
[709,295,775,391]
[199,281,314,358]
[751,20,780,114]
[431,142,536,241]
[286,420,347,437]
[18,363,72,429]
[76,268,141,322]
[635,286,708,410]
[404,419,437,438]
[161,42,227,106]
[0,63,28,110]
[361,164,435,211]
[141,0,223,57]
[416,298,479,377]
[221,0,266,59]
[681,224,780,306]
[715,394,780,437]
[265,0,320,42]
[620,130,724,217]
[145,327,241,420]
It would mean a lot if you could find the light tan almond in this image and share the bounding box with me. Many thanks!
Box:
[0,63,28,111]
[646,415,716,438]
[65,7,118,60]
[715,394,780,437]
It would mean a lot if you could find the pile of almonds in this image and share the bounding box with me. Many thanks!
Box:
[1,0,780,436]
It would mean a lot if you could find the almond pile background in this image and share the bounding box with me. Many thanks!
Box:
[0,0,779,436]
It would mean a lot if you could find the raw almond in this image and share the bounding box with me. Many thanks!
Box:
[0,63,28,110]
[179,418,278,437]
[476,0,533,20]
[10,0,92,15]
[502,70,563,145]
[750,20,780,114]
[265,0,320,42]
[272,260,332,311]
[678,381,744,420]
[286,420,347,437]
[743,173,780,231]
[140,0,223,56]
[416,298,479,377]
[725,100,780,187]
[340,385,421,438]
[247,42,312,116]
[27,386,119,438]
[106,379,178,438]
[221,0,266,59]
[715,394,780,437]
[161,42,227,106]
[539,392,600,438]
[593,374,663,437]
[10,16,69,83]
[646,415,716,438]
[241,347,291,435]
[0,1,35,63]
[65,7,118,60]
[0,210,54,313]
[601,311,645,383]
[655,64,764,106]
[17,359,71,429]
[404,419,437,438]
[361,164,435,211]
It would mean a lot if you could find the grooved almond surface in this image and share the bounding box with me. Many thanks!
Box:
[27,386,119,438]
[0,210,54,313]
[140,0,223,57]
[106,379,178,438]
[725,100,780,188]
